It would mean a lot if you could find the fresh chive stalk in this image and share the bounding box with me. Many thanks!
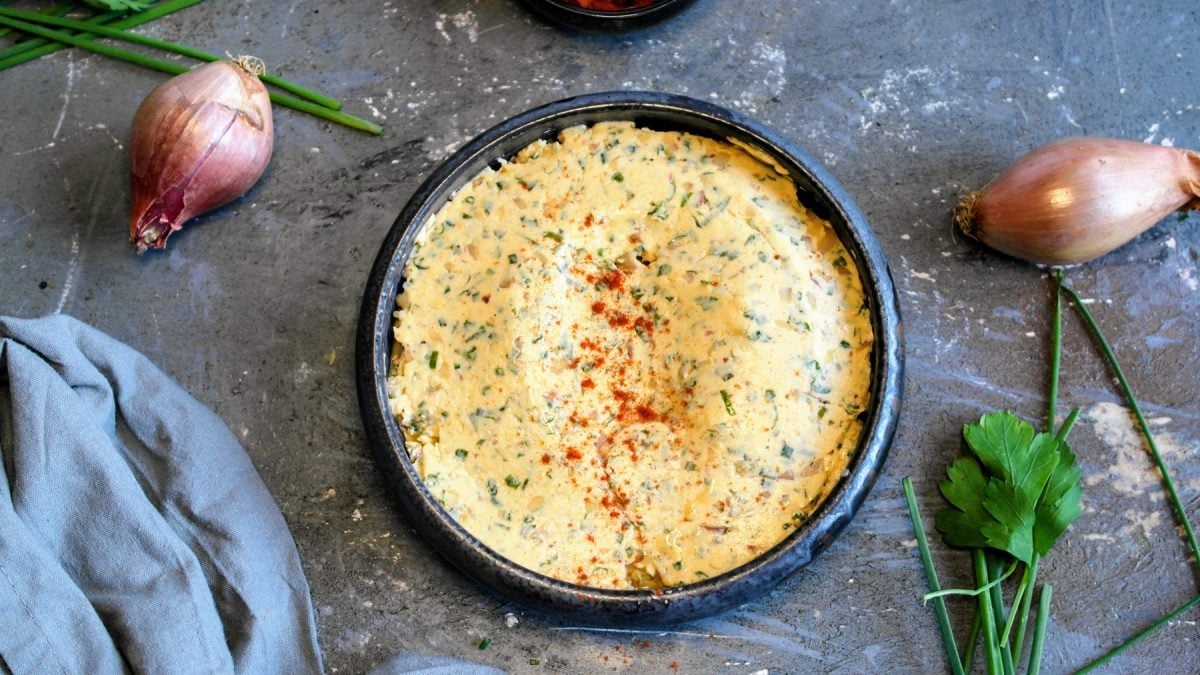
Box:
[1027,584,1052,675]
[0,14,382,134]
[0,5,341,110]
[1060,282,1200,567]
[1077,593,1200,673]
[0,1,72,42]
[0,0,202,69]
[901,477,966,675]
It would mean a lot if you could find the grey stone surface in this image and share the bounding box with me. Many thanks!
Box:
[2,1,1198,672]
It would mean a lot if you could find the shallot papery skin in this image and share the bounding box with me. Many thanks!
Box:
[129,59,273,253]
[957,137,1200,265]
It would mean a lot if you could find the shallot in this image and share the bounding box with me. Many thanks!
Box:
[955,137,1200,265]
[128,56,273,253]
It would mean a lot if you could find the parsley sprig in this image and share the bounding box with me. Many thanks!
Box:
[907,271,1200,673]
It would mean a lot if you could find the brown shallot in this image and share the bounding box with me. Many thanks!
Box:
[128,56,274,253]
[955,137,1200,265]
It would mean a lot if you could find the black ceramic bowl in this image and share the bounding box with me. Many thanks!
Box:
[521,0,698,33]
[357,91,903,626]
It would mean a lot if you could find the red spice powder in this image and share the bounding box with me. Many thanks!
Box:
[581,378,596,389]
[591,301,606,314]
[607,313,631,328]
[540,453,552,465]
[560,0,660,10]
[566,447,583,460]
[602,268,625,291]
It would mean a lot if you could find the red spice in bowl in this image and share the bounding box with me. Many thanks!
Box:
[560,0,660,10]
[524,0,697,32]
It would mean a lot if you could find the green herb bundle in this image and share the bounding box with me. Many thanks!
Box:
[906,272,1200,674]
[0,1,381,134]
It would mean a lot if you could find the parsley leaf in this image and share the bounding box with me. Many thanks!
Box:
[935,411,1082,564]
[1033,442,1083,557]
[934,456,990,549]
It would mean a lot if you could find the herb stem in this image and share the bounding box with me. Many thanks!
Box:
[0,5,342,110]
[902,477,966,675]
[1054,407,1080,442]
[1027,584,1052,675]
[986,553,1014,675]
[1076,593,1200,673]
[0,13,382,134]
[1047,271,1063,429]
[1061,282,1200,572]
[974,550,1004,675]
[0,0,203,70]
[961,611,981,672]
[1008,555,1038,660]
[0,0,71,42]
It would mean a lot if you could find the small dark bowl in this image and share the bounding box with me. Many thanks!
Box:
[521,0,698,33]
[357,91,903,626]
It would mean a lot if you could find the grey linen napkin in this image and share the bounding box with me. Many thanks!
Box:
[0,315,322,674]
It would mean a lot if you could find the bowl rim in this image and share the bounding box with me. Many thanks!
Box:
[520,0,699,32]
[356,90,904,626]
[534,0,692,18]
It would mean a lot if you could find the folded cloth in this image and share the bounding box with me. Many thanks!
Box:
[0,315,322,674]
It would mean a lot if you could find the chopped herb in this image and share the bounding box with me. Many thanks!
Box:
[685,461,697,471]
[529,659,541,666]
[648,182,677,220]
[486,479,498,500]
[464,345,478,361]
[428,351,439,369]
[612,171,624,182]
[543,231,563,243]
[840,340,852,349]
[833,255,847,267]
[657,264,672,276]
[765,389,777,400]
[680,191,692,207]
[508,253,518,264]
[505,475,522,489]
[673,561,683,570]
[478,638,491,650]
[693,196,730,228]
[781,443,794,458]
[720,390,736,416]
[495,367,505,376]
[455,448,468,460]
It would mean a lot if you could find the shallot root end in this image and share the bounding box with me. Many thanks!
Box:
[954,191,982,240]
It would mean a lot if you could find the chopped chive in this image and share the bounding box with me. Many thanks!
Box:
[455,448,468,460]
[720,389,735,416]
[543,231,563,242]
[478,637,491,650]
[612,171,624,182]
[504,475,521,488]
[428,351,439,369]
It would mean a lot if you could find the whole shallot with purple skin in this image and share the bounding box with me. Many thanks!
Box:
[955,137,1200,265]
[129,56,273,253]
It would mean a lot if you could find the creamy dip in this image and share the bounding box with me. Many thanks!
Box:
[387,122,873,589]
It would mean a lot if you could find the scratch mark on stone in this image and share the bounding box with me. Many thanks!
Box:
[53,234,79,314]
[1100,0,1126,94]
[52,60,80,141]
